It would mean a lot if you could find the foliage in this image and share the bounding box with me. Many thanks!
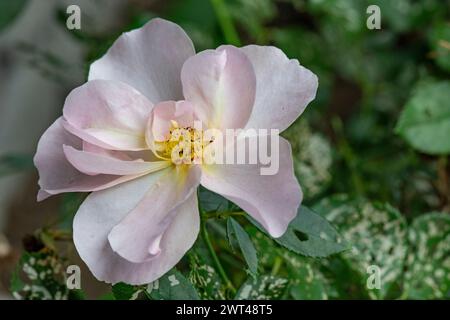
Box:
[4,0,450,300]
[146,269,200,300]
[227,217,258,276]
[235,275,289,300]
[10,233,83,300]
[404,213,450,299]
[314,196,408,299]
[188,252,225,299]
[283,120,333,200]
[249,205,349,258]
[396,80,450,155]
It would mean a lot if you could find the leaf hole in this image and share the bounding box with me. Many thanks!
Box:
[294,230,309,242]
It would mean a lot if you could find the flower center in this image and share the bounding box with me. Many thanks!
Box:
[154,120,211,165]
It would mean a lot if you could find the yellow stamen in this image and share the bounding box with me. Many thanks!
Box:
[154,120,211,165]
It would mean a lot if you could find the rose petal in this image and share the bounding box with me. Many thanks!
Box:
[63,145,170,176]
[73,172,200,285]
[150,100,194,142]
[108,166,200,263]
[34,118,145,200]
[200,135,302,237]
[239,45,318,132]
[63,80,153,151]
[181,46,256,130]
[89,18,195,103]
[81,141,132,161]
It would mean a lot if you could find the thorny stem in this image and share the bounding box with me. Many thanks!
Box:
[209,0,241,46]
[200,218,237,295]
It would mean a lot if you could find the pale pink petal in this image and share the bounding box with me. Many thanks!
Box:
[63,80,152,151]
[239,45,318,132]
[180,46,256,130]
[34,118,146,200]
[73,173,200,285]
[62,120,120,151]
[37,190,52,202]
[89,18,195,103]
[200,136,302,237]
[82,141,133,161]
[43,174,145,199]
[63,145,170,176]
[108,166,200,263]
[150,100,194,142]
[82,139,160,162]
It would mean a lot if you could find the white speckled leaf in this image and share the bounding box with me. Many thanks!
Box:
[188,252,225,300]
[146,269,199,300]
[314,195,408,299]
[12,251,70,300]
[282,251,334,300]
[235,275,289,300]
[404,212,450,299]
[283,120,332,200]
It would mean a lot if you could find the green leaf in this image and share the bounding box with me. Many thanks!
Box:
[58,193,86,229]
[404,213,450,299]
[227,217,258,276]
[0,0,28,32]
[249,206,348,258]
[199,186,239,213]
[146,270,199,300]
[396,80,450,155]
[314,195,408,299]
[235,275,289,300]
[112,282,140,300]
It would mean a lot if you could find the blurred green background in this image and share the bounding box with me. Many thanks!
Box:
[0,0,449,300]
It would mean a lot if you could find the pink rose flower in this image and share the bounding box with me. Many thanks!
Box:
[34,18,318,284]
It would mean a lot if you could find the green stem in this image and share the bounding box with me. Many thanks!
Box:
[201,218,236,295]
[209,0,241,46]
[271,256,283,276]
